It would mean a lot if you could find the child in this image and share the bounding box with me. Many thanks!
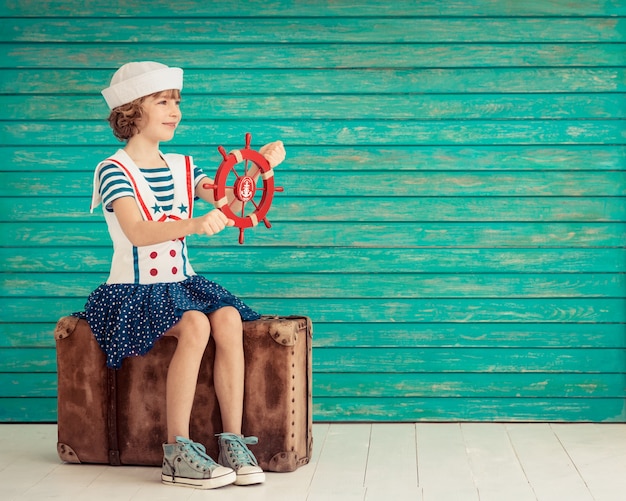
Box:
[78,61,285,489]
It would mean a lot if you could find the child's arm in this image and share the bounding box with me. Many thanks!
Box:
[260,140,286,169]
[112,197,234,247]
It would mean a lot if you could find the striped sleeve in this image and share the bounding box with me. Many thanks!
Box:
[194,164,208,187]
[98,163,134,212]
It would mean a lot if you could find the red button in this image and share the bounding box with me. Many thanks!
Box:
[170,250,176,257]
[150,252,158,259]
[150,268,158,276]
[172,267,178,274]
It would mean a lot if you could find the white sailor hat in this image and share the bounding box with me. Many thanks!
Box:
[101,61,183,110]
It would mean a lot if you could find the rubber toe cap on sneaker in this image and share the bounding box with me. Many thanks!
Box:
[213,465,236,479]
[234,465,266,486]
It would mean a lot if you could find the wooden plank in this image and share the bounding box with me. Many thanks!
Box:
[6,17,626,43]
[2,145,623,172]
[192,221,626,247]
[0,348,57,372]
[278,196,626,222]
[506,424,594,501]
[3,344,624,373]
[3,297,626,324]
[5,221,625,247]
[4,120,625,146]
[2,0,625,17]
[3,272,625,299]
[0,323,57,348]
[8,93,626,120]
[316,323,626,349]
[307,423,369,500]
[3,248,625,274]
[7,194,626,229]
[3,68,625,94]
[314,373,626,398]
[80,295,626,325]
[551,424,626,501]
[4,43,626,69]
[462,423,536,501]
[308,322,626,348]
[0,373,57,398]
[5,170,626,198]
[8,170,626,199]
[312,397,626,422]
[5,196,626,223]
[364,424,420,500]
[2,321,624,350]
[6,395,626,423]
[312,347,626,373]
[0,425,68,495]
[0,398,57,422]
[5,367,624,400]
[416,423,479,501]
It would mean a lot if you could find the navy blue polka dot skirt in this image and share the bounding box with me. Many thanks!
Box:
[73,275,260,369]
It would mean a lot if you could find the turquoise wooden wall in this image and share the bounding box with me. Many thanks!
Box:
[1,0,625,422]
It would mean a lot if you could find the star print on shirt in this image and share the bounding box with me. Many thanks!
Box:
[152,203,162,213]
[178,204,188,214]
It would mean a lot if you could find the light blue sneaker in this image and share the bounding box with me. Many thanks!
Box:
[162,436,236,489]
[217,433,266,485]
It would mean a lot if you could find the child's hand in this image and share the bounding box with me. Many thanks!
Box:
[195,209,234,236]
[259,140,286,168]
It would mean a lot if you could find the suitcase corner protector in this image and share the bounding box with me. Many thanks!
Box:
[57,442,81,463]
[267,451,299,472]
[54,316,80,341]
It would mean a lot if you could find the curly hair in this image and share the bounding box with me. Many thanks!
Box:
[107,89,181,141]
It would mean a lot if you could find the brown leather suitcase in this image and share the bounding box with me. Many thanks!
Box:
[55,314,312,472]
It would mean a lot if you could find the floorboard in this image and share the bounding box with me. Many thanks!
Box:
[507,424,593,501]
[1,423,625,501]
[364,423,420,500]
[416,422,478,501]
[551,424,626,501]
[462,423,539,501]
[308,423,369,500]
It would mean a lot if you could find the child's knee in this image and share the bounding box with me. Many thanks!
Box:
[175,310,211,347]
[209,307,243,343]
[211,306,242,328]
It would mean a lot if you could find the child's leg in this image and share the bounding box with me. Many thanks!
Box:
[207,307,265,485]
[163,310,211,443]
[207,306,245,434]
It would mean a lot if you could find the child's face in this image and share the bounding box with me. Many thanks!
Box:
[135,91,182,142]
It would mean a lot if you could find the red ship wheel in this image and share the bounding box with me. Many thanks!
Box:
[203,132,283,244]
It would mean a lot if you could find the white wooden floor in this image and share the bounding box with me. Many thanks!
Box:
[1,423,625,501]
